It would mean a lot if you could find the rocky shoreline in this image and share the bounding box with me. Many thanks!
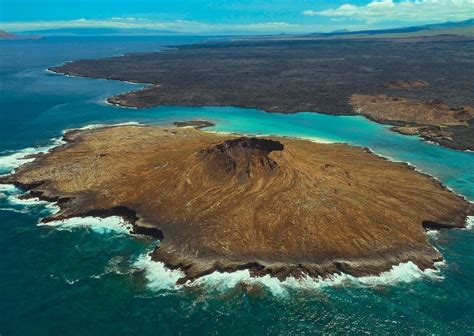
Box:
[350,94,474,151]
[1,124,472,284]
[48,38,474,151]
[4,177,467,284]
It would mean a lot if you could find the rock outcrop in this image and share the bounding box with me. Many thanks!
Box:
[350,94,474,150]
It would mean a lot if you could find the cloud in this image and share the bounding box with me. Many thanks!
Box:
[0,18,313,34]
[303,0,474,23]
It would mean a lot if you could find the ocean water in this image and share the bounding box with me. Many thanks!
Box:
[0,36,473,335]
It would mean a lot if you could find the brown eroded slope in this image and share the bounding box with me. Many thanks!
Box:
[2,125,472,283]
[350,94,474,126]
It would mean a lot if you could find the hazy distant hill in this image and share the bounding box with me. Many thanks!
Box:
[0,30,41,40]
[425,18,474,29]
[22,28,181,36]
[10,18,474,39]
[315,18,474,39]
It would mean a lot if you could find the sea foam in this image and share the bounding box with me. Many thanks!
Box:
[0,184,18,193]
[62,121,143,133]
[426,229,440,240]
[133,253,184,291]
[0,138,64,175]
[0,183,61,215]
[194,261,444,295]
[8,194,49,207]
[466,216,474,230]
[133,254,445,296]
[38,216,132,234]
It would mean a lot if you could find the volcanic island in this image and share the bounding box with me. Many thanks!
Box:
[1,124,472,283]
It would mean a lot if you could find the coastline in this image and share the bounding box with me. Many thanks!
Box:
[47,66,151,111]
[1,175,466,294]
[0,176,456,294]
[0,123,472,287]
[1,176,471,294]
[49,65,474,152]
[99,89,474,153]
[356,111,474,152]
[46,37,474,152]
[47,66,153,86]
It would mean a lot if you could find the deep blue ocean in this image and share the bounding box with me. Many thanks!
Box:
[0,36,473,335]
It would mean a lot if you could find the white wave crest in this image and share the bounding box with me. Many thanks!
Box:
[63,122,144,133]
[38,216,132,234]
[133,253,184,291]
[466,216,474,230]
[356,261,445,286]
[0,138,64,175]
[0,184,60,215]
[134,255,445,296]
[193,261,444,296]
[0,184,18,192]
[426,229,440,240]
[0,207,29,214]
[8,195,50,207]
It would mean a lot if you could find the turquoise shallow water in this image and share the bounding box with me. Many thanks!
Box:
[0,37,473,335]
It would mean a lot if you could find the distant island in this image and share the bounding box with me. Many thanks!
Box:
[50,28,474,150]
[19,28,181,37]
[1,125,471,283]
[0,30,41,40]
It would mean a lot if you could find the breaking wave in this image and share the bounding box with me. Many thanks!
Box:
[63,121,143,132]
[38,216,132,234]
[0,138,64,175]
[133,252,446,296]
[466,216,474,230]
[0,185,60,214]
[132,253,184,291]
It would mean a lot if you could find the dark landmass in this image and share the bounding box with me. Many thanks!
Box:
[50,36,474,150]
[1,125,472,283]
[232,18,474,42]
[306,19,474,41]
[0,30,41,40]
[384,80,429,89]
[312,18,474,38]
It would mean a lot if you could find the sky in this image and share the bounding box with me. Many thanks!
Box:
[1,0,473,34]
